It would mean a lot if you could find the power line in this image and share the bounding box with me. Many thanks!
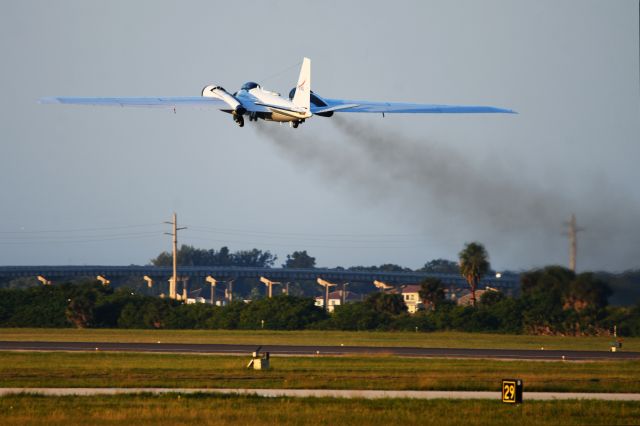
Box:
[0,223,162,234]
[0,233,163,245]
[182,232,426,245]
[187,224,427,239]
[180,235,425,250]
[0,230,161,240]
[0,222,426,242]
[259,60,303,86]
[0,220,430,251]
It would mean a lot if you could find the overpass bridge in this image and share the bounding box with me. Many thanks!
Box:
[0,265,518,292]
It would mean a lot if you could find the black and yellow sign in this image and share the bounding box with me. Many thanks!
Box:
[502,379,523,403]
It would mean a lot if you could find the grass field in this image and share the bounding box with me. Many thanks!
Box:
[0,394,638,425]
[1,351,639,393]
[1,328,636,351]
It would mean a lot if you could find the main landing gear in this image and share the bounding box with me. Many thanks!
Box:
[233,112,244,127]
[289,120,304,129]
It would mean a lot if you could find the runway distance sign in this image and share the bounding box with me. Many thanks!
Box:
[502,379,523,404]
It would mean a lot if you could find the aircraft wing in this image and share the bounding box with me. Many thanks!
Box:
[313,98,516,114]
[39,97,228,109]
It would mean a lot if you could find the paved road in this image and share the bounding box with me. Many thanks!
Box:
[0,340,638,360]
[1,387,639,400]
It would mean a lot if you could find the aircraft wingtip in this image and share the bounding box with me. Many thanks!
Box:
[38,97,59,104]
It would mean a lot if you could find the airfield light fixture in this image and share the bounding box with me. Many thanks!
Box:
[317,278,337,312]
[259,276,281,298]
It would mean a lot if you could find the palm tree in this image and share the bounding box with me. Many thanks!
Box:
[458,242,490,307]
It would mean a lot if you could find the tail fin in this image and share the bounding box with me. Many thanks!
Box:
[292,57,311,110]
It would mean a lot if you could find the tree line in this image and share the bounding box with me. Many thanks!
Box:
[152,246,279,268]
[1,266,638,336]
[150,245,465,273]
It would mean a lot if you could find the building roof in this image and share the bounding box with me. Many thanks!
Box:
[456,289,495,306]
[401,284,422,294]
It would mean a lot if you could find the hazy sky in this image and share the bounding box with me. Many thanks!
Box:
[1,1,638,272]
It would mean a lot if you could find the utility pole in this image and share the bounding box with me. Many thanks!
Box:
[564,213,584,272]
[342,282,350,306]
[181,276,189,301]
[226,279,234,302]
[165,212,186,299]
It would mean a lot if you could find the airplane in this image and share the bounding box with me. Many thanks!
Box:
[40,57,515,128]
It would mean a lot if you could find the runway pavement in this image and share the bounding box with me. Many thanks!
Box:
[0,340,638,360]
[1,387,639,400]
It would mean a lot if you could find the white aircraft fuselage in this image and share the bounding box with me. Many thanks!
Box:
[203,82,311,127]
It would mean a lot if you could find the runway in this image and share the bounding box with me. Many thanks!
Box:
[1,387,639,401]
[0,340,638,360]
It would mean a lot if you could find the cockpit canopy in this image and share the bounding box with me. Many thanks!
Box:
[240,81,260,91]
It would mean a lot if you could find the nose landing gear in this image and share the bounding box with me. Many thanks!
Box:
[289,120,303,129]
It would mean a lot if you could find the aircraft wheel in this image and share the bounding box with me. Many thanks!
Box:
[292,121,299,128]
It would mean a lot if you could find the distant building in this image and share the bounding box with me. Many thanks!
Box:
[186,296,207,304]
[181,287,204,304]
[183,286,228,305]
[400,284,424,314]
[455,288,498,306]
[315,290,361,312]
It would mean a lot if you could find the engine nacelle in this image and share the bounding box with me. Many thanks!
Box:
[202,85,245,114]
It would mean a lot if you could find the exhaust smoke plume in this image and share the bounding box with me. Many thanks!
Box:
[255,118,639,271]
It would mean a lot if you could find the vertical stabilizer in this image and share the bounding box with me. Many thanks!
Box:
[292,57,311,110]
